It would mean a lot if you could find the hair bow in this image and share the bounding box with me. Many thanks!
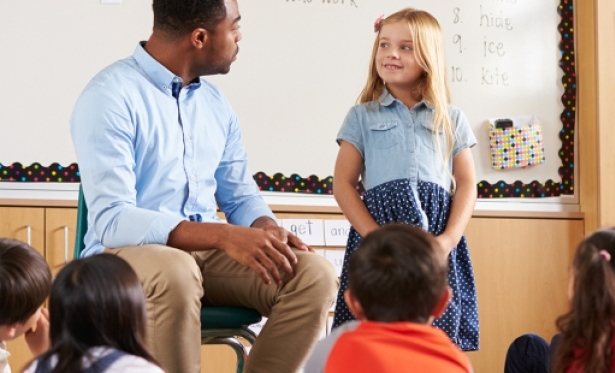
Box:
[600,250,612,262]
[374,14,385,33]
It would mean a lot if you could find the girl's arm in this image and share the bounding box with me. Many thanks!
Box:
[436,148,476,256]
[333,141,379,237]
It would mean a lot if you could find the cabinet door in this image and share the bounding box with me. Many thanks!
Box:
[45,208,77,276]
[0,207,45,372]
[0,207,45,253]
[464,217,584,373]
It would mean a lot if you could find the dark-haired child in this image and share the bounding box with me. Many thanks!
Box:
[24,254,164,373]
[305,224,473,373]
[0,238,52,373]
[505,227,615,373]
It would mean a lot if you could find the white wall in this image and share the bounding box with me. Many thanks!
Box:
[0,0,563,185]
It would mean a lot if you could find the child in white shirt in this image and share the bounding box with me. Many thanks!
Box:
[23,254,163,373]
[0,238,52,373]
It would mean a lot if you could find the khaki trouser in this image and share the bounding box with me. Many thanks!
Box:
[104,245,338,373]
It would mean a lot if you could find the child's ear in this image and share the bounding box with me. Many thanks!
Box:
[344,289,366,320]
[432,286,452,319]
[0,324,18,341]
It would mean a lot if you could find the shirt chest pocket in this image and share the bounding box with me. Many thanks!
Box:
[368,121,401,149]
[419,121,447,151]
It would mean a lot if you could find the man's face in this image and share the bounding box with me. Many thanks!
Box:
[201,0,242,75]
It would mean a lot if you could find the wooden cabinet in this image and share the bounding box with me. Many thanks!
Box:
[0,207,45,256]
[45,208,76,277]
[0,206,77,372]
[0,202,586,373]
[465,216,584,373]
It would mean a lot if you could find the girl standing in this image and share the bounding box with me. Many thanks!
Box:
[331,8,479,351]
[24,254,164,373]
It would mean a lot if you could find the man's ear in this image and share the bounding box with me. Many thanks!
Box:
[191,28,209,49]
[432,286,452,319]
[344,289,366,320]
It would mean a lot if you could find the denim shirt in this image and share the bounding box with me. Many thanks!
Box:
[337,90,477,193]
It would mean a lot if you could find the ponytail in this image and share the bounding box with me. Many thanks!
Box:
[553,228,615,373]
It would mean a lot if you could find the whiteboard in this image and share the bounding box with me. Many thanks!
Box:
[0,0,564,187]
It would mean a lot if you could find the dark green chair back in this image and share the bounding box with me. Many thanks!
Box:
[74,184,88,259]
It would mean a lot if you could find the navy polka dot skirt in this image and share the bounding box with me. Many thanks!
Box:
[331,179,480,351]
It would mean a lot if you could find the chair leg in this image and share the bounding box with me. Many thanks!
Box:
[237,327,258,345]
[219,337,248,373]
[201,328,257,372]
[208,337,248,373]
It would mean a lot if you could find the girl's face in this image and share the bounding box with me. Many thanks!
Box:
[375,21,425,93]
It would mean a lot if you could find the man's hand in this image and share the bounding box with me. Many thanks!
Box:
[168,218,314,286]
[260,225,315,253]
[24,308,50,357]
[220,225,298,286]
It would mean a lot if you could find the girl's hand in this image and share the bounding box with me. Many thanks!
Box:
[334,141,380,237]
[434,234,456,260]
[24,308,50,356]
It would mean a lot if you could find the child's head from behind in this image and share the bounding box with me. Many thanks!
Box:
[48,254,150,357]
[361,8,448,105]
[0,238,51,340]
[554,228,615,373]
[345,224,449,323]
[569,228,615,302]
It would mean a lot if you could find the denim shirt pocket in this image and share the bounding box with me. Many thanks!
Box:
[419,121,445,151]
[368,121,400,149]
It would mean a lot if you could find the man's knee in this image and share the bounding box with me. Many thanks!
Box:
[112,245,203,301]
[292,252,339,308]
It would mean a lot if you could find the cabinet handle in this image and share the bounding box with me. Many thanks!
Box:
[25,225,31,246]
[63,225,69,264]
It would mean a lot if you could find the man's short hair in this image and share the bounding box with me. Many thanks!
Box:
[347,224,448,323]
[0,238,51,325]
[152,0,227,37]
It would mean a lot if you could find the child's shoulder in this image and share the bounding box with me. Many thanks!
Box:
[0,341,8,370]
[346,100,399,124]
[445,104,468,123]
[350,99,383,113]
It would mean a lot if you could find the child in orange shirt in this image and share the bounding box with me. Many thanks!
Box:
[305,224,473,373]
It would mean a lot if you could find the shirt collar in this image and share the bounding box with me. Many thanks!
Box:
[378,88,434,110]
[132,42,201,96]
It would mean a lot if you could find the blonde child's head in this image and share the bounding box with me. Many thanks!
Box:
[360,8,449,106]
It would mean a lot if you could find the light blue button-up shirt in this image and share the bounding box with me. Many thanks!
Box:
[71,43,275,257]
[337,90,477,192]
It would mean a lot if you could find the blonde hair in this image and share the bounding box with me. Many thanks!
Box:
[359,8,457,191]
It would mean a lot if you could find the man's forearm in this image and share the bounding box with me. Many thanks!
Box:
[167,220,233,252]
[251,216,278,229]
